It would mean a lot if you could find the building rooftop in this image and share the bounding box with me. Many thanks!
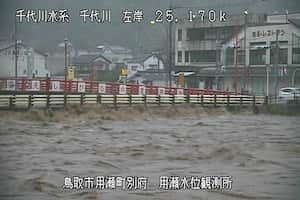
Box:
[72,54,111,65]
[0,41,47,56]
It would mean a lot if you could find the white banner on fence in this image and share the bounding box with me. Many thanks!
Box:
[138,86,146,95]
[177,88,184,95]
[78,82,86,93]
[51,81,61,91]
[158,87,165,95]
[31,80,40,91]
[98,83,106,94]
[119,85,127,94]
[6,80,16,90]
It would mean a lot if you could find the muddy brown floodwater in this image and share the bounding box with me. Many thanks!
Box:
[0,112,300,200]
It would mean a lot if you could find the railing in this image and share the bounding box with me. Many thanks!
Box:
[268,95,300,105]
[0,78,232,96]
[0,93,266,110]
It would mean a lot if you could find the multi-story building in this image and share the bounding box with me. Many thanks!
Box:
[174,12,300,95]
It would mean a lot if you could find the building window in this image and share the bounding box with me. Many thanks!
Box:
[226,48,244,65]
[226,48,234,65]
[190,50,216,63]
[205,28,217,40]
[131,65,138,71]
[178,29,182,41]
[238,50,245,65]
[292,48,300,64]
[187,28,205,41]
[250,49,266,65]
[184,51,189,63]
[149,64,158,70]
[177,51,182,63]
[270,48,288,64]
[250,42,267,48]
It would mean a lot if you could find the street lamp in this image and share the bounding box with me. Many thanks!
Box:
[64,38,68,92]
[266,65,270,98]
[243,10,248,90]
[14,15,18,78]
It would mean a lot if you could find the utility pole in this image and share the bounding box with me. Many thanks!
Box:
[266,65,270,97]
[274,30,279,96]
[215,40,218,90]
[167,0,173,87]
[233,27,239,95]
[14,16,18,78]
[215,37,221,90]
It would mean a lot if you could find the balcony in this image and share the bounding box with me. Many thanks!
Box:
[177,40,218,51]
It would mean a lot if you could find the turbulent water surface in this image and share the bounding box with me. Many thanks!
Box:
[0,113,300,200]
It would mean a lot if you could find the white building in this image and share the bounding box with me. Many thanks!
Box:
[0,42,50,78]
[126,54,166,85]
[126,54,165,77]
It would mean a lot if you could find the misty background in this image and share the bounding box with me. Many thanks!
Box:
[0,0,299,54]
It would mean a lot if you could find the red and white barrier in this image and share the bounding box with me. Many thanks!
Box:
[0,78,232,95]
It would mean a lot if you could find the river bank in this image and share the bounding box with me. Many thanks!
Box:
[0,104,259,123]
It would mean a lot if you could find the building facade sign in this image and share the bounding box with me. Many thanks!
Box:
[252,29,285,39]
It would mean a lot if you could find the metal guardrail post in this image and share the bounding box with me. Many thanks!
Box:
[201,95,204,106]
[240,96,243,107]
[187,95,190,104]
[129,95,132,106]
[264,96,268,105]
[64,94,67,107]
[46,94,50,108]
[214,94,217,107]
[9,96,14,109]
[252,96,256,107]
[227,95,230,107]
[28,95,32,109]
[97,94,101,104]
[158,95,161,106]
[172,95,175,105]
[144,95,147,107]
[114,95,117,109]
[80,94,84,105]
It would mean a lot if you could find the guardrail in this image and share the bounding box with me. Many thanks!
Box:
[0,78,232,96]
[268,95,300,105]
[0,93,266,110]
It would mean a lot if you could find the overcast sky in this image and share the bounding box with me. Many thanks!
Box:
[0,0,299,53]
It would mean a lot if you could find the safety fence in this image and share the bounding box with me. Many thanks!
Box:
[0,93,266,109]
[0,78,232,96]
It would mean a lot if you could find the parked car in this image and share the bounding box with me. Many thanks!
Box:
[278,87,300,101]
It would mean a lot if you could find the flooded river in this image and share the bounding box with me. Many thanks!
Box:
[0,112,300,199]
